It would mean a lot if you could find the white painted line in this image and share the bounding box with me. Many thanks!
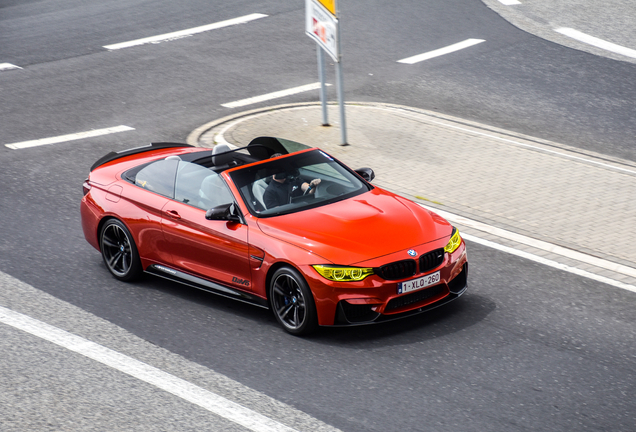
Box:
[104,13,267,50]
[4,125,135,150]
[397,39,485,64]
[461,233,636,293]
[386,107,636,176]
[0,63,22,71]
[556,28,636,59]
[498,0,521,5]
[419,203,636,286]
[222,82,331,108]
[0,305,299,432]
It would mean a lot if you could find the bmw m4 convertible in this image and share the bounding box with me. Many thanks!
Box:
[81,137,468,335]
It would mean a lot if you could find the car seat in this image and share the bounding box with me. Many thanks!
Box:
[252,177,270,210]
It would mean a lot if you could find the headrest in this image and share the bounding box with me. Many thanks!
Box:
[212,144,233,166]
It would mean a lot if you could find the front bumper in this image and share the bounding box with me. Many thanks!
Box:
[334,262,467,325]
[302,241,468,326]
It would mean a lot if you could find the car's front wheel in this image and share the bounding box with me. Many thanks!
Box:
[99,219,142,282]
[269,267,318,335]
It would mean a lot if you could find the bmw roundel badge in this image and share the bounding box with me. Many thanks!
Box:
[407,249,417,257]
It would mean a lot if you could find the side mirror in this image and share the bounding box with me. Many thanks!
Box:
[205,203,241,223]
[355,167,375,182]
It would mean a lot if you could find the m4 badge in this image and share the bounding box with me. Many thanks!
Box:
[232,277,250,287]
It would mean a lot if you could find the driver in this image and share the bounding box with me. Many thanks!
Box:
[263,169,321,209]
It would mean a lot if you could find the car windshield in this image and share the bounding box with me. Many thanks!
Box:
[230,149,372,217]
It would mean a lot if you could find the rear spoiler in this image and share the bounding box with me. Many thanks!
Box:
[90,142,193,172]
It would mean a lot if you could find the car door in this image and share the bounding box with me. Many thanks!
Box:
[122,157,179,266]
[160,164,252,290]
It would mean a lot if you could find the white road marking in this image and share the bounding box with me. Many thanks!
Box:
[556,28,636,59]
[461,233,636,293]
[103,13,267,50]
[420,203,636,279]
[397,39,485,64]
[497,0,521,5]
[418,203,636,292]
[222,82,331,108]
[4,125,135,150]
[0,305,299,432]
[0,63,22,71]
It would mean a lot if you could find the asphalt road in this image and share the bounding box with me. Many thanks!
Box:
[483,0,636,64]
[1,0,635,431]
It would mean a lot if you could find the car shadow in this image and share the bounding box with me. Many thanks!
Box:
[132,273,496,346]
[308,293,497,347]
[136,274,276,320]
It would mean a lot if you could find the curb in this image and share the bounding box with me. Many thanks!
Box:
[185,101,636,277]
[186,102,326,147]
[188,101,636,172]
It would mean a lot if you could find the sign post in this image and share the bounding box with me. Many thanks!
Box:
[305,0,348,145]
[317,46,329,126]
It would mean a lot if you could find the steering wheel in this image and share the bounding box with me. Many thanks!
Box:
[303,181,319,196]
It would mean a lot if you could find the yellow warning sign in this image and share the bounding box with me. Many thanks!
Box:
[317,0,336,16]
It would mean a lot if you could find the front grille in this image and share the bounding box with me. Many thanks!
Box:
[419,248,445,273]
[376,259,416,280]
[386,284,446,311]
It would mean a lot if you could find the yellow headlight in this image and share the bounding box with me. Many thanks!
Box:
[313,265,374,282]
[444,228,462,254]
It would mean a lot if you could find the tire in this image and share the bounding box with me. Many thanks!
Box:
[269,267,318,335]
[99,219,142,282]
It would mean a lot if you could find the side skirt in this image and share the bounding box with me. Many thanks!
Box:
[146,264,269,309]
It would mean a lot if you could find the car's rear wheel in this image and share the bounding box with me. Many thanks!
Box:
[269,267,318,335]
[100,219,142,281]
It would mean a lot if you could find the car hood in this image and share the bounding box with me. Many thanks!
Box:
[256,189,452,265]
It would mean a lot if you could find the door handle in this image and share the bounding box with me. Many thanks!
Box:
[165,209,181,219]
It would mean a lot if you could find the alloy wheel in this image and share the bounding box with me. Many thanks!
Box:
[101,222,134,278]
[271,273,309,332]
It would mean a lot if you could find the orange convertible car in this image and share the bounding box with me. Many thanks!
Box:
[81,137,468,335]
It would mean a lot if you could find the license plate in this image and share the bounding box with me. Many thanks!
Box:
[397,271,441,294]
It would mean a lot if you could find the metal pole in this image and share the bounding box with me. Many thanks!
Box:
[317,45,329,126]
[335,19,347,145]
